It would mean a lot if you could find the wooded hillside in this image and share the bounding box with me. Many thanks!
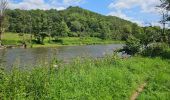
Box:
[6,6,141,42]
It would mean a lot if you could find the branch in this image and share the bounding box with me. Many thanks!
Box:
[0,0,8,16]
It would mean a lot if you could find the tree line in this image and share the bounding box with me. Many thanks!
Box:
[1,4,168,48]
[4,6,145,44]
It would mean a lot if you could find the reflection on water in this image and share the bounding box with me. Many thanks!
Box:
[0,44,123,68]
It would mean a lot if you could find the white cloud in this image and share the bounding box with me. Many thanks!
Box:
[8,0,84,10]
[63,0,82,5]
[108,0,162,26]
[9,0,51,10]
[108,0,161,13]
[108,10,143,26]
[108,10,130,20]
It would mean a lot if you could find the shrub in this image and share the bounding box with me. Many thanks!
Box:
[123,35,141,55]
[141,43,169,57]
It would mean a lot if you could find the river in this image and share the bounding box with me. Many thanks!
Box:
[0,44,123,68]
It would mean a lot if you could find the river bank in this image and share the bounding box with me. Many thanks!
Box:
[1,33,124,48]
[0,55,170,99]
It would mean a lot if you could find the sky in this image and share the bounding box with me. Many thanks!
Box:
[8,0,163,26]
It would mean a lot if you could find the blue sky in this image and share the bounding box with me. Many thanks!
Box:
[9,0,162,26]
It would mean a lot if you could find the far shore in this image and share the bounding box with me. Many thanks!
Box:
[1,33,124,48]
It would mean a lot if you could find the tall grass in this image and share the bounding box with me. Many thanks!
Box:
[0,55,170,99]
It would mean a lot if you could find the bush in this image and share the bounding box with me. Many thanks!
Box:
[123,35,141,55]
[68,32,78,37]
[141,43,169,57]
[123,34,169,57]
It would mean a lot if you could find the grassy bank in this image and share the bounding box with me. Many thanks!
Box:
[2,33,30,45]
[34,37,124,48]
[2,33,124,48]
[0,55,170,99]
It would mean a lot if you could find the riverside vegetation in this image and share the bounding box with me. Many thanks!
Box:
[0,55,170,99]
[0,0,170,99]
[0,6,151,47]
[2,33,124,48]
[1,6,170,48]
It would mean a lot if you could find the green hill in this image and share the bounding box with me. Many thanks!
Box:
[6,6,141,42]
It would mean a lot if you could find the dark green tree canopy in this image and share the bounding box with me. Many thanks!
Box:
[6,6,140,41]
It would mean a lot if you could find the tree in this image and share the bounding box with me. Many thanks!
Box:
[133,26,161,48]
[124,35,141,55]
[122,25,132,40]
[70,21,82,32]
[32,11,49,44]
[158,0,170,10]
[0,0,8,46]
[132,24,143,37]
[47,17,53,42]
[59,20,70,37]
[100,25,111,40]
[97,21,111,40]
[157,0,170,43]
[51,20,70,40]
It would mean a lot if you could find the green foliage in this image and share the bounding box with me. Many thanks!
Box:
[60,20,70,37]
[141,43,169,57]
[70,21,83,32]
[122,25,132,40]
[2,33,30,45]
[124,35,141,55]
[2,33,123,47]
[34,32,48,44]
[0,56,170,99]
[123,26,169,57]
[6,6,137,42]
[99,21,111,40]
[163,29,170,46]
[132,24,143,37]
[52,20,70,40]
[141,27,161,45]
[138,59,170,99]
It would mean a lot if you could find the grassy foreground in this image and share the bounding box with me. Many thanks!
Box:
[2,33,124,48]
[0,55,170,99]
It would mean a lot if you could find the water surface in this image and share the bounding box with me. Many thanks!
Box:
[0,44,123,68]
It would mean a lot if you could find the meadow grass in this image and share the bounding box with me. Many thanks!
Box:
[2,33,124,47]
[60,37,124,45]
[0,55,170,99]
[2,33,30,45]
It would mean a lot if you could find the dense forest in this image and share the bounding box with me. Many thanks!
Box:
[5,6,143,43]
